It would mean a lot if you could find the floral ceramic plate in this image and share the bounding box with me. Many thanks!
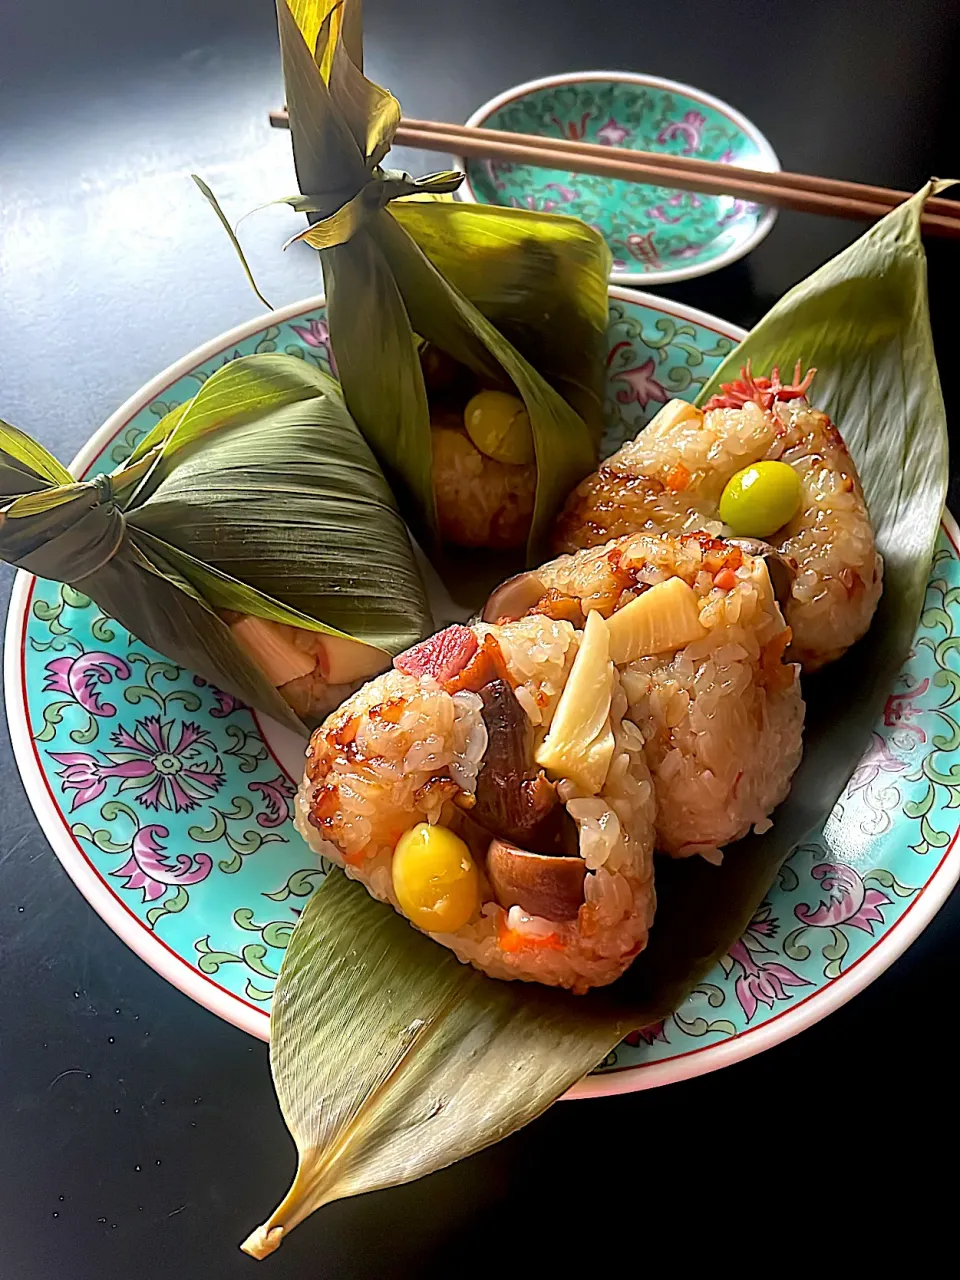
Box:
[458,72,780,286]
[5,288,960,1099]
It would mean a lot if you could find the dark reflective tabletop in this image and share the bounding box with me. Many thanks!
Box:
[2,1,958,1275]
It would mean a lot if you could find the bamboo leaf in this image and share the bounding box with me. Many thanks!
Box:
[0,418,72,493]
[390,199,611,439]
[191,176,273,310]
[322,228,437,533]
[274,0,609,566]
[80,543,309,734]
[128,390,427,652]
[277,0,368,212]
[283,184,371,251]
[127,402,190,467]
[286,173,464,252]
[325,3,399,164]
[128,353,336,477]
[241,872,626,1259]
[0,351,430,729]
[370,208,596,558]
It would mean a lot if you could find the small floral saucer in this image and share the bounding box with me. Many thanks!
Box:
[458,71,781,286]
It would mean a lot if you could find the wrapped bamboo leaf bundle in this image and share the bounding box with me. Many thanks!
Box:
[209,0,611,562]
[0,355,430,732]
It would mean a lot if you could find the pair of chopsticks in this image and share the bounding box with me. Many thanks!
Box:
[269,107,959,238]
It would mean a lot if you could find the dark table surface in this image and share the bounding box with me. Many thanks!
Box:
[2,1,959,1275]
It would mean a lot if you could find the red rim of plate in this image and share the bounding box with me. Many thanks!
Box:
[4,287,958,1100]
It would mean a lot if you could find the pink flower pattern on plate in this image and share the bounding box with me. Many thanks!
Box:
[43,652,130,716]
[51,716,224,813]
[883,678,930,744]
[48,752,110,810]
[624,1020,669,1048]
[726,904,811,1022]
[543,182,579,202]
[249,774,296,828]
[596,117,629,146]
[794,863,891,934]
[192,676,243,719]
[656,109,707,154]
[625,230,663,269]
[607,351,669,408]
[111,824,213,902]
[290,318,330,348]
[549,112,592,141]
[291,318,337,374]
[845,732,907,797]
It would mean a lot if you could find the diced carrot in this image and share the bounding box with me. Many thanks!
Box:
[443,634,512,693]
[308,782,340,828]
[684,530,727,554]
[497,915,565,953]
[665,462,691,492]
[714,567,737,591]
[761,626,795,691]
[332,714,360,749]
[369,697,405,724]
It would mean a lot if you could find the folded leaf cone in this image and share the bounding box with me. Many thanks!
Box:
[272,0,611,560]
[0,354,430,733]
[243,183,951,1254]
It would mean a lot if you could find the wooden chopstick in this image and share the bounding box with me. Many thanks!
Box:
[268,107,959,237]
[402,117,960,223]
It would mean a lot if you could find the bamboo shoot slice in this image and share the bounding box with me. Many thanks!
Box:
[535,610,614,794]
[230,616,317,686]
[606,577,707,665]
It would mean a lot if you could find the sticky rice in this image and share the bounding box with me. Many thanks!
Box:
[296,614,656,992]
[520,530,805,860]
[553,376,882,671]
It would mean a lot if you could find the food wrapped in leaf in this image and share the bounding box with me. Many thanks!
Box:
[553,365,883,672]
[207,0,611,561]
[0,355,429,732]
[244,187,949,1258]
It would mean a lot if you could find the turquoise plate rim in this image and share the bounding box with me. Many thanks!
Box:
[5,286,960,1101]
[457,70,782,287]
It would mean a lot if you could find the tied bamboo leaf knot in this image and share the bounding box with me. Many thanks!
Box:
[287,168,465,252]
[90,472,117,509]
[60,474,128,583]
[4,470,128,584]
